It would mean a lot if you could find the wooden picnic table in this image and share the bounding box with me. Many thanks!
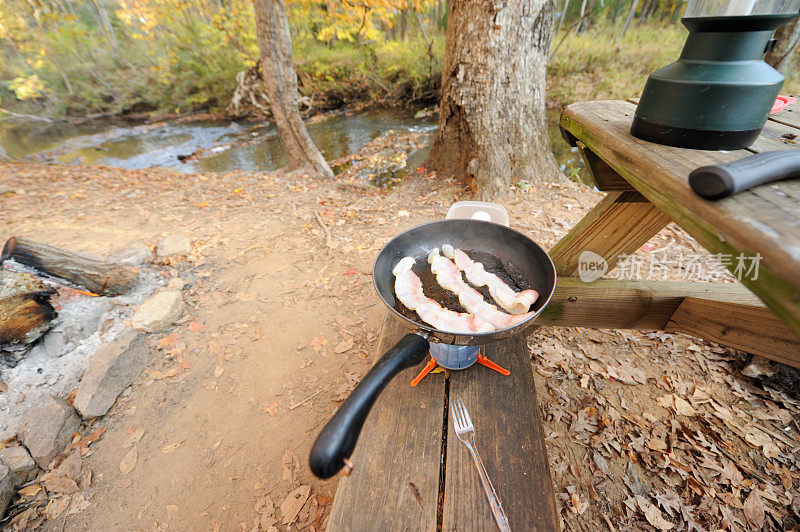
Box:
[327,100,800,531]
[554,99,800,368]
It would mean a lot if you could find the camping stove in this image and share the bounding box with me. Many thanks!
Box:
[410,343,509,386]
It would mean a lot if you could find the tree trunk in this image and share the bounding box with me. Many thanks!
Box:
[575,0,588,34]
[578,0,595,33]
[424,0,560,200]
[557,0,570,33]
[619,0,639,43]
[251,0,333,179]
[638,0,656,23]
[767,17,800,75]
[670,0,684,23]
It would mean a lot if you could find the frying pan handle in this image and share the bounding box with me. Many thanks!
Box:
[309,332,430,479]
[689,150,800,200]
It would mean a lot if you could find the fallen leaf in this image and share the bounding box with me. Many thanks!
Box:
[156,359,192,379]
[124,428,145,449]
[657,394,695,416]
[745,429,780,459]
[188,321,206,333]
[636,495,674,530]
[18,484,42,498]
[161,441,184,454]
[310,337,327,351]
[280,485,311,525]
[119,447,137,475]
[54,451,82,481]
[333,338,354,354]
[265,402,278,416]
[74,427,107,450]
[157,332,180,349]
[570,492,588,515]
[343,268,359,276]
[743,488,765,528]
[45,496,71,519]
[673,396,695,416]
[593,452,610,476]
[44,476,79,494]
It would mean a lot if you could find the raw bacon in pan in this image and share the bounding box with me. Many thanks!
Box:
[392,256,495,333]
[427,248,534,329]
[441,244,539,315]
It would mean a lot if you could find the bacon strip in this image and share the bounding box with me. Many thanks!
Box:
[428,248,534,329]
[392,257,495,333]
[441,244,539,315]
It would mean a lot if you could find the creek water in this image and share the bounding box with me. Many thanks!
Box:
[0,107,588,186]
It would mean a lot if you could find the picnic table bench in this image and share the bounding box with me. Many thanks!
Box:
[327,100,800,531]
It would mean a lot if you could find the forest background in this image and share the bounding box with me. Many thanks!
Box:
[4,0,792,120]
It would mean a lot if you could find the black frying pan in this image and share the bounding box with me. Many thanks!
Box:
[309,220,557,479]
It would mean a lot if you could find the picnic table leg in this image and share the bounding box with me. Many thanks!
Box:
[549,189,672,277]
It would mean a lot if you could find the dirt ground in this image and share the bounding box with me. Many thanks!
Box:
[0,139,798,531]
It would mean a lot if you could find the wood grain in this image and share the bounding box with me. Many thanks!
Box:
[666,297,800,368]
[327,314,445,532]
[549,189,671,277]
[1,237,139,296]
[560,100,800,334]
[0,269,56,345]
[538,277,800,366]
[539,277,763,330]
[767,98,800,129]
[442,335,558,531]
[576,142,634,191]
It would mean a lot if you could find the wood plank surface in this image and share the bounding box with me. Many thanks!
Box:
[538,277,762,330]
[442,335,558,531]
[767,96,800,129]
[576,143,635,191]
[328,314,445,532]
[666,297,800,368]
[549,190,671,277]
[560,100,800,334]
[748,120,800,153]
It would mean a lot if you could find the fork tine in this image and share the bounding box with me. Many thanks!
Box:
[450,402,459,429]
[462,402,472,428]
[457,400,466,425]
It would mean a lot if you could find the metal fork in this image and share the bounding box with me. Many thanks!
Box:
[451,399,511,532]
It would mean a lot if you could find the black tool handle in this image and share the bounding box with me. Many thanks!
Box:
[309,332,429,479]
[689,150,800,200]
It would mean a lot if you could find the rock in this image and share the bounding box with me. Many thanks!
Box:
[414,107,435,119]
[0,463,13,517]
[21,395,80,468]
[167,278,185,290]
[34,297,111,358]
[130,290,184,332]
[73,330,149,419]
[111,244,153,267]
[0,446,37,486]
[157,235,191,258]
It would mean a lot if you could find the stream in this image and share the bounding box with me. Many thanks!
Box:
[0,107,588,186]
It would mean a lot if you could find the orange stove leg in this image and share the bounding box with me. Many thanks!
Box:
[411,358,438,387]
[477,354,510,376]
